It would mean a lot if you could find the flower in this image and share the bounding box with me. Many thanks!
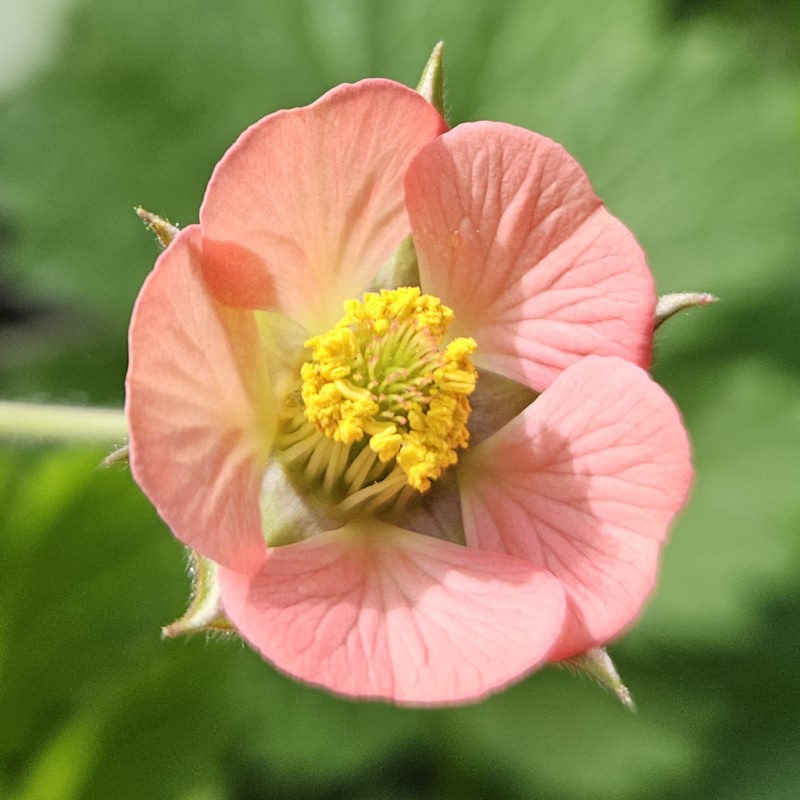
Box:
[126,78,692,705]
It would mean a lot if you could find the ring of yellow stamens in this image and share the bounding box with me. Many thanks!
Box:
[300,287,477,494]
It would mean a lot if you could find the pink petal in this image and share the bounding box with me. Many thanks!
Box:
[218,523,566,705]
[126,226,272,572]
[200,79,447,332]
[405,122,655,392]
[459,356,692,659]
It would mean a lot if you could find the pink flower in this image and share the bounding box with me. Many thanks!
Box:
[126,79,692,705]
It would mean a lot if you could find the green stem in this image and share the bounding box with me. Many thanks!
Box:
[0,401,127,443]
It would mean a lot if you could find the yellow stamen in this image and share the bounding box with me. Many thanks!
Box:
[300,287,477,494]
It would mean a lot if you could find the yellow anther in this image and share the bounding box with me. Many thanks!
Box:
[333,380,373,404]
[368,424,403,463]
[299,287,478,493]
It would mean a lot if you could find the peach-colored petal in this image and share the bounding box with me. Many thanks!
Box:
[200,79,447,331]
[218,522,566,705]
[126,226,273,572]
[459,356,692,659]
[405,122,655,392]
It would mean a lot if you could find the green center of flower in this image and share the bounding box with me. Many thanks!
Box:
[275,287,477,516]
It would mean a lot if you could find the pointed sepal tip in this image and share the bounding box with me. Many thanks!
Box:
[655,292,718,329]
[135,206,180,249]
[162,550,235,638]
[416,41,446,120]
[102,443,129,468]
[560,647,636,711]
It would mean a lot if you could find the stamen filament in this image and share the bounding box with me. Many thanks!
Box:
[304,433,333,483]
[323,441,350,496]
[338,467,408,515]
[280,429,322,465]
[344,444,380,491]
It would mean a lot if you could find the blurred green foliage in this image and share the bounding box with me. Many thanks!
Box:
[1,0,798,798]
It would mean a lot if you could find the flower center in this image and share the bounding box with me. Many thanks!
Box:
[275,287,477,516]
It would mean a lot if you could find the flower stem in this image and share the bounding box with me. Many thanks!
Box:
[0,401,127,444]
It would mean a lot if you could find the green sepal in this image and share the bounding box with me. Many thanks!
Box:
[560,647,636,711]
[162,550,235,638]
[655,291,717,329]
[368,234,420,292]
[102,443,129,467]
[416,41,446,120]
[135,206,180,248]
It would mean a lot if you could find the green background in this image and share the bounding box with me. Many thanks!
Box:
[1,0,798,798]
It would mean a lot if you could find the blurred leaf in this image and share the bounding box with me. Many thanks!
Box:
[11,707,103,800]
[444,669,707,800]
[223,660,434,791]
[644,358,800,645]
